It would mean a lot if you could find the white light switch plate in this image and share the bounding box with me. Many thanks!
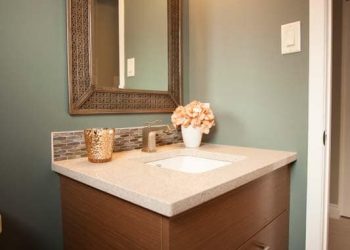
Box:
[127,58,135,77]
[281,21,301,54]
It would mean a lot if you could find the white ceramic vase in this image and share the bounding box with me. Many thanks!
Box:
[181,125,203,148]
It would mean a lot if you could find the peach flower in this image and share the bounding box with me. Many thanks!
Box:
[171,101,215,134]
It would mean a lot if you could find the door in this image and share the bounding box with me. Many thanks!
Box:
[306,0,333,249]
[339,0,350,218]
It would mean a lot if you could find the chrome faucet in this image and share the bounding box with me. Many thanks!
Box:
[142,120,175,153]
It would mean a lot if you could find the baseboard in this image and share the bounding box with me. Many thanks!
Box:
[329,203,340,219]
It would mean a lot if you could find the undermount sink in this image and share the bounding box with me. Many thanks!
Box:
[146,155,233,174]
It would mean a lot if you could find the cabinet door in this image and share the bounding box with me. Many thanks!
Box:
[238,211,289,250]
[165,167,290,250]
[60,176,163,250]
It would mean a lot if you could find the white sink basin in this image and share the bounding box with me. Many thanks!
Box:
[146,156,233,174]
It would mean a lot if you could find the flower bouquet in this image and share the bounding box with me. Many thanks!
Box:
[171,100,215,147]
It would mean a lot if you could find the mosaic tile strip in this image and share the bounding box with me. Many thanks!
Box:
[52,126,182,161]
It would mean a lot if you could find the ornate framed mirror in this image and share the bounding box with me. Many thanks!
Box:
[67,0,182,114]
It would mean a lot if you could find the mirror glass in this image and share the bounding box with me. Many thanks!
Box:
[92,0,120,88]
[91,0,168,92]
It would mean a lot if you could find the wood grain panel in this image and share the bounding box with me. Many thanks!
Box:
[238,211,289,250]
[59,166,290,249]
[165,166,290,250]
[60,176,163,250]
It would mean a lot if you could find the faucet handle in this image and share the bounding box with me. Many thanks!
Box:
[144,120,162,128]
[165,124,176,131]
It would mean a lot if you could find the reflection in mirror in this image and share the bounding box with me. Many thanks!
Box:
[92,0,120,88]
[123,0,168,91]
[91,0,168,92]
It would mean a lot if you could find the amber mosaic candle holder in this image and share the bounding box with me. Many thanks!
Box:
[84,128,115,163]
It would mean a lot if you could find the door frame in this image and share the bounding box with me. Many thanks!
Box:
[306,0,333,249]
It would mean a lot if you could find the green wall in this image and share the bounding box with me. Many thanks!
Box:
[0,0,308,249]
[0,1,170,249]
[186,1,308,249]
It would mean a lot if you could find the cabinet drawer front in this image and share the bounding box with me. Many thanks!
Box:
[238,210,289,250]
[166,167,290,250]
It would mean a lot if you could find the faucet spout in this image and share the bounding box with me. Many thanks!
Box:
[141,121,175,153]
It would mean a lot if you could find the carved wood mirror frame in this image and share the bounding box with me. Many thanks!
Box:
[67,0,182,115]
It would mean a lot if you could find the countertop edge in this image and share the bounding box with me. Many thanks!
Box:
[169,154,296,215]
[52,163,173,216]
[52,152,296,217]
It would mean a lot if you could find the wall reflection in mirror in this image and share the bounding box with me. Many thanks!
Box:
[91,0,168,92]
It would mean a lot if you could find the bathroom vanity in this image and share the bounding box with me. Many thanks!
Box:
[52,143,296,250]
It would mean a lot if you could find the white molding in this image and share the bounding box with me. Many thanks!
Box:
[329,203,340,219]
[118,0,125,88]
[306,0,333,250]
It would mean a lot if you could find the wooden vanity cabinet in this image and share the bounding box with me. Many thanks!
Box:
[59,166,290,250]
[237,211,289,250]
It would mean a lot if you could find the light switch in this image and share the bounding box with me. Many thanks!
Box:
[127,58,135,77]
[281,21,301,54]
[285,30,295,46]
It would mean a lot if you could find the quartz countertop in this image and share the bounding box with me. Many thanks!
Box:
[52,143,297,217]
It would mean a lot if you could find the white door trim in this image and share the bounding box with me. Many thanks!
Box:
[306,0,333,250]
